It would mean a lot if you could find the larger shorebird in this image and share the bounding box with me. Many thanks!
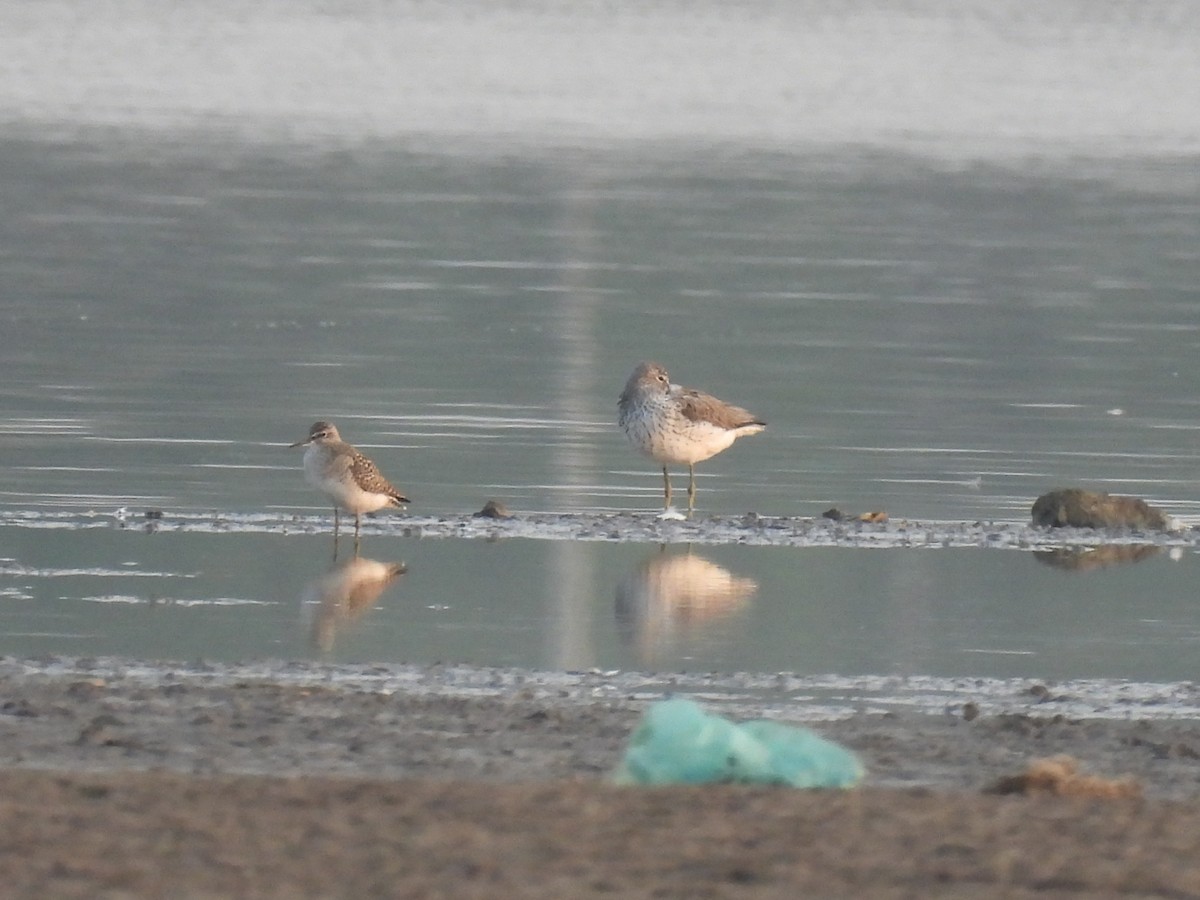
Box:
[618,362,765,512]
[289,421,409,548]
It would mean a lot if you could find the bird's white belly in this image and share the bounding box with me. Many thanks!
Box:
[621,407,738,466]
[303,450,392,515]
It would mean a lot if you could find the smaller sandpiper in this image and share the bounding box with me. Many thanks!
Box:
[289,421,409,547]
[618,362,765,513]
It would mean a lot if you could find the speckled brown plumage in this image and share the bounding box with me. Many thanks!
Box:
[290,421,409,548]
[349,450,409,505]
[618,362,765,512]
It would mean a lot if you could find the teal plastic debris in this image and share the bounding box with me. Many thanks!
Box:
[613,698,864,788]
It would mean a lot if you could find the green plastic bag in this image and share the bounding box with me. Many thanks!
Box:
[613,698,864,788]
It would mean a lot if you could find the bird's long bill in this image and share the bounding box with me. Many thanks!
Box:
[288,438,311,448]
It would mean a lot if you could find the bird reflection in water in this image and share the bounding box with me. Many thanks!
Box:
[615,548,757,664]
[1033,545,1162,572]
[302,557,408,652]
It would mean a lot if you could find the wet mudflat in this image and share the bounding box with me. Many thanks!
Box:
[0,659,1199,898]
[3,657,1199,795]
[8,508,1198,549]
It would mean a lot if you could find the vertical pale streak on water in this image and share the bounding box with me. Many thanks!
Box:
[887,554,938,672]
[545,168,603,671]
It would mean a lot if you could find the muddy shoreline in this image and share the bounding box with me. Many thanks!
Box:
[1,656,1199,897]
[1,655,1197,797]
[5,508,1198,550]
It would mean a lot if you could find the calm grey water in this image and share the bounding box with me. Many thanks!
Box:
[1,0,1199,681]
[2,529,1197,682]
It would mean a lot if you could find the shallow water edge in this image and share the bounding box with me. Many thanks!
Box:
[3,509,1198,551]
[7,654,1198,723]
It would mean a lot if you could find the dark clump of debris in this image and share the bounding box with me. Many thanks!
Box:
[1030,489,1177,531]
[985,755,1142,800]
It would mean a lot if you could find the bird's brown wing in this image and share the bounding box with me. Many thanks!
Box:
[351,452,410,505]
[677,387,765,431]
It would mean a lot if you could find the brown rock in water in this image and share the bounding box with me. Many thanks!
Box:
[474,500,512,519]
[1030,489,1174,530]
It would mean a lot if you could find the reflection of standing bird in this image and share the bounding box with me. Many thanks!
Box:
[618,362,765,512]
[302,557,408,652]
[289,421,409,548]
[615,551,758,664]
